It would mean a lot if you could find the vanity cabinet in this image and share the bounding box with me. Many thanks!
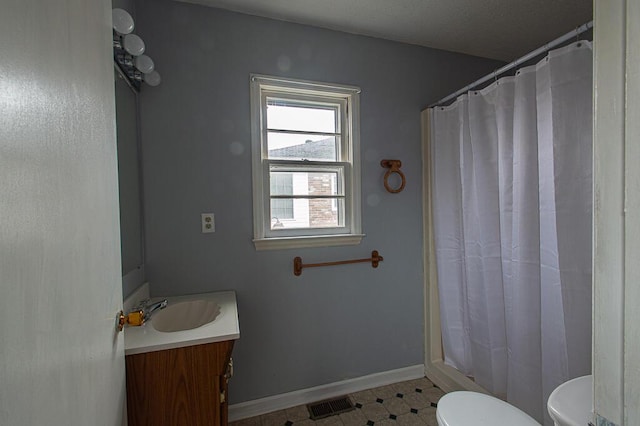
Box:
[126,339,234,426]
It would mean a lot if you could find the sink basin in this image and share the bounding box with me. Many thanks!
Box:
[151,299,221,332]
[124,289,239,355]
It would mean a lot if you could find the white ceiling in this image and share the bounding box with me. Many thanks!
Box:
[177,0,592,61]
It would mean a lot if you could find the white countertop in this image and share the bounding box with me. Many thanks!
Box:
[124,290,240,356]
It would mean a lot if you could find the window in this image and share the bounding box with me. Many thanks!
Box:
[250,74,363,250]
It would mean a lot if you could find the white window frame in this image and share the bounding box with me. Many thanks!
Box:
[250,74,363,250]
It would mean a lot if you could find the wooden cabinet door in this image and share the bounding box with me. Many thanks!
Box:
[126,340,234,426]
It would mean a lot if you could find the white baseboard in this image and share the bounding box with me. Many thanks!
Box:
[228,364,425,422]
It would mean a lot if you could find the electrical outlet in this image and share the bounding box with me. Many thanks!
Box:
[201,213,215,233]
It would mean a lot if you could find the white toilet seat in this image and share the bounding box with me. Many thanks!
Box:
[436,391,540,426]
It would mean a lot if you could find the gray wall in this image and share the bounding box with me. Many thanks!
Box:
[134,0,502,404]
[113,0,136,17]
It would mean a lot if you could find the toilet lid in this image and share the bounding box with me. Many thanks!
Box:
[436,391,540,426]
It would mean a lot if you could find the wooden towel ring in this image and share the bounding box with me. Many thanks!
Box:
[380,159,406,193]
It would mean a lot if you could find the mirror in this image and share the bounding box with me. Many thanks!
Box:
[114,69,144,293]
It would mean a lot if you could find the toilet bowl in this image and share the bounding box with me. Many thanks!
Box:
[436,391,540,426]
[547,375,593,426]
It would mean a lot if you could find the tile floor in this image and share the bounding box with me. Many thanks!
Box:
[230,377,444,426]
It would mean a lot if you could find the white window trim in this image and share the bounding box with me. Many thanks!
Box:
[250,74,363,250]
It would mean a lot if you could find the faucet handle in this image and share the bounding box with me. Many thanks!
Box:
[142,299,168,321]
[131,298,149,312]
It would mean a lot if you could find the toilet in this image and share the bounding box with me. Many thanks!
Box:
[547,375,593,426]
[436,375,593,426]
[436,391,540,426]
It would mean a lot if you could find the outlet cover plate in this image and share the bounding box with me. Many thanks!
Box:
[201,213,215,233]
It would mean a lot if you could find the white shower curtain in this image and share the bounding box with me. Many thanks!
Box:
[429,41,592,424]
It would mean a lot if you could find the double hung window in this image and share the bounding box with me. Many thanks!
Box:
[250,75,363,250]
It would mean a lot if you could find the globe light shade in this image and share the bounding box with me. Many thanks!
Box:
[134,55,155,74]
[123,34,145,56]
[112,9,134,35]
[144,71,161,87]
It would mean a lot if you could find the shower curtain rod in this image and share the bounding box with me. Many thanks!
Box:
[429,20,593,108]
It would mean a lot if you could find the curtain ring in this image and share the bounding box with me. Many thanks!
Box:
[380,159,406,193]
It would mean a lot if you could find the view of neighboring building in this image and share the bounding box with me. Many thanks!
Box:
[268,138,339,230]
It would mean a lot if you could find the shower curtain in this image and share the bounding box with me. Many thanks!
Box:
[429,41,592,424]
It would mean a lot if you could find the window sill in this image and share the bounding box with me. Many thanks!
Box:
[253,234,365,251]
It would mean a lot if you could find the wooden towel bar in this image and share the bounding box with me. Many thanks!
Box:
[293,250,383,276]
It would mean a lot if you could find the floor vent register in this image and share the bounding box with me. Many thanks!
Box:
[306,396,355,420]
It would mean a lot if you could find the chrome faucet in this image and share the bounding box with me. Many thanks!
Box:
[122,298,168,327]
[142,299,168,321]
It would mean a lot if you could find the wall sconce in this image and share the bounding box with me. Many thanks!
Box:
[113,8,134,35]
[112,8,161,90]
